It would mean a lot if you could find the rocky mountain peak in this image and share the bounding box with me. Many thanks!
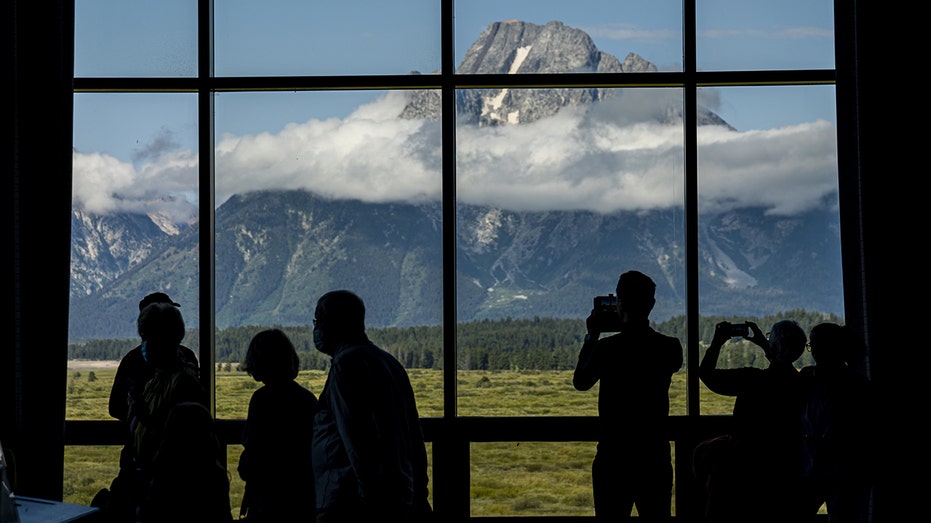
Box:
[400,19,731,129]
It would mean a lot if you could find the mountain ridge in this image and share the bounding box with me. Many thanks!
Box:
[68,20,840,340]
[69,189,843,340]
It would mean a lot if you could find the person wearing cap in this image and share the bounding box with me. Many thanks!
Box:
[94,295,202,522]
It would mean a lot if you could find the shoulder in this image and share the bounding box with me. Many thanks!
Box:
[118,346,144,366]
[179,345,199,366]
[334,342,385,363]
[649,328,681,344]
[170,366,204,389]
[284,380,319,401]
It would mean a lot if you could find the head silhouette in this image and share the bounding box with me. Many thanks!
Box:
[138,292,180,312]
[767,319,806,364]
[241,328,300,384]
[313,290,367,355]
[615,270,656,321]
[808,322,845,368]
[137,302,186,368]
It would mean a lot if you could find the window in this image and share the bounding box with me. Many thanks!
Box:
[70,1,846,519]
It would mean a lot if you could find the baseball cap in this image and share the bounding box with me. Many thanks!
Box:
[139,292,181,311]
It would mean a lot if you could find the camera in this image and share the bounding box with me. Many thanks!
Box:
[729,322,750,337]
[592,294,623,332]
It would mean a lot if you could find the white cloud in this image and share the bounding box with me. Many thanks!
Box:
[72,91,837,220]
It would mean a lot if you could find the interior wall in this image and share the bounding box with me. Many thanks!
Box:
[6,0,75,500]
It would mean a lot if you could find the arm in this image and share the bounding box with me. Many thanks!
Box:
[328,358,383,504]
[109,349,140,421]
[698,321,735,393]
[572,310,601,391]
[745,321,771,357]
[109,362,131,421]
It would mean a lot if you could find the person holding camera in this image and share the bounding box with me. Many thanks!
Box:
[573,270,683,522]
[693,319,808,523]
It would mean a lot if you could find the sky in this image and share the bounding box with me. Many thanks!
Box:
[72,0,838,222]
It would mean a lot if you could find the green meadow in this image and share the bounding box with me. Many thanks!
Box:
[64,367,736,517]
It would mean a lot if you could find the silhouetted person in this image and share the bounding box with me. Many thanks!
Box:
[95,299,204,523]
[311,290,432,523]
[573,270,683,522]
[109,292,198,424]
[238,329,319,523]
[799,323,875,522]
[137,401,232,523]
[131,302,207,475]
[694,319,807,523]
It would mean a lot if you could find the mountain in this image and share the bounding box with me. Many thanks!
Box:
[68,20,840,340]
[68,189,843,340]
[401,20,732,128]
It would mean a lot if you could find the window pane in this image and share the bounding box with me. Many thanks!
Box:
[63,445,122,506]
[455,87,686,415]
[697,0,835,71]
[696,85,843,410]
[69,93,200,420]
[471,441,596,516]
[457,0,683,73]
[470,441,677,516]
[214,90,444,411]
[74,0,197,77]
[215,0,441,76]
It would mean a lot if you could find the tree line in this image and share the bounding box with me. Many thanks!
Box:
[68,309,842,371]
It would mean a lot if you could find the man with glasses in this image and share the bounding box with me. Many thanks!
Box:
[310,290,432,523]
[694,319,808,523]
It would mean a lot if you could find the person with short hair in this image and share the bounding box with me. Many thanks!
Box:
[238,329,319,523]
[311,290,432,523]
[573,270,684,522]
[131,302,206,475]
[95,294,202,523]
[109,292,198,423]
[694,319,808,523]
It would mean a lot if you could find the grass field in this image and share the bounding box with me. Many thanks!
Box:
[64,366,736,517]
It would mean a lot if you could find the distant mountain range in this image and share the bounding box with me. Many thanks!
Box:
[68,21,842,341]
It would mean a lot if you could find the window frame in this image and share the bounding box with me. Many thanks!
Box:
[65,1,860,520]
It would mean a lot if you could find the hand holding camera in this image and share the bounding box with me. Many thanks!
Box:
[729,322,750,338]
[591,294,623,333]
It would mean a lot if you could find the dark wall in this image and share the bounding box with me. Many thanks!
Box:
[5,0,75,500]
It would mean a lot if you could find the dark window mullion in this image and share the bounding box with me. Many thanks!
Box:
[199,0,216,415]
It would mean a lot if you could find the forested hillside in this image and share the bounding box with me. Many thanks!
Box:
[69,310,841,371]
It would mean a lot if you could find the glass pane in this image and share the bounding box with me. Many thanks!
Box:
[215,0,441,76]
[63,445,122,506]
[470,441,677,516]
[74,0,197,77]
[457,0,683,73]
[455,87,686,415]
[69,93,200,421]
[697,0,835,71]
[696,85,843,411]
[214,90,444,413]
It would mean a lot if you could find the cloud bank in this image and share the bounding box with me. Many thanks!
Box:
[72,90,838,222]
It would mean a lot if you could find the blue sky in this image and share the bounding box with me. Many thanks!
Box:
[72,0,838,219]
